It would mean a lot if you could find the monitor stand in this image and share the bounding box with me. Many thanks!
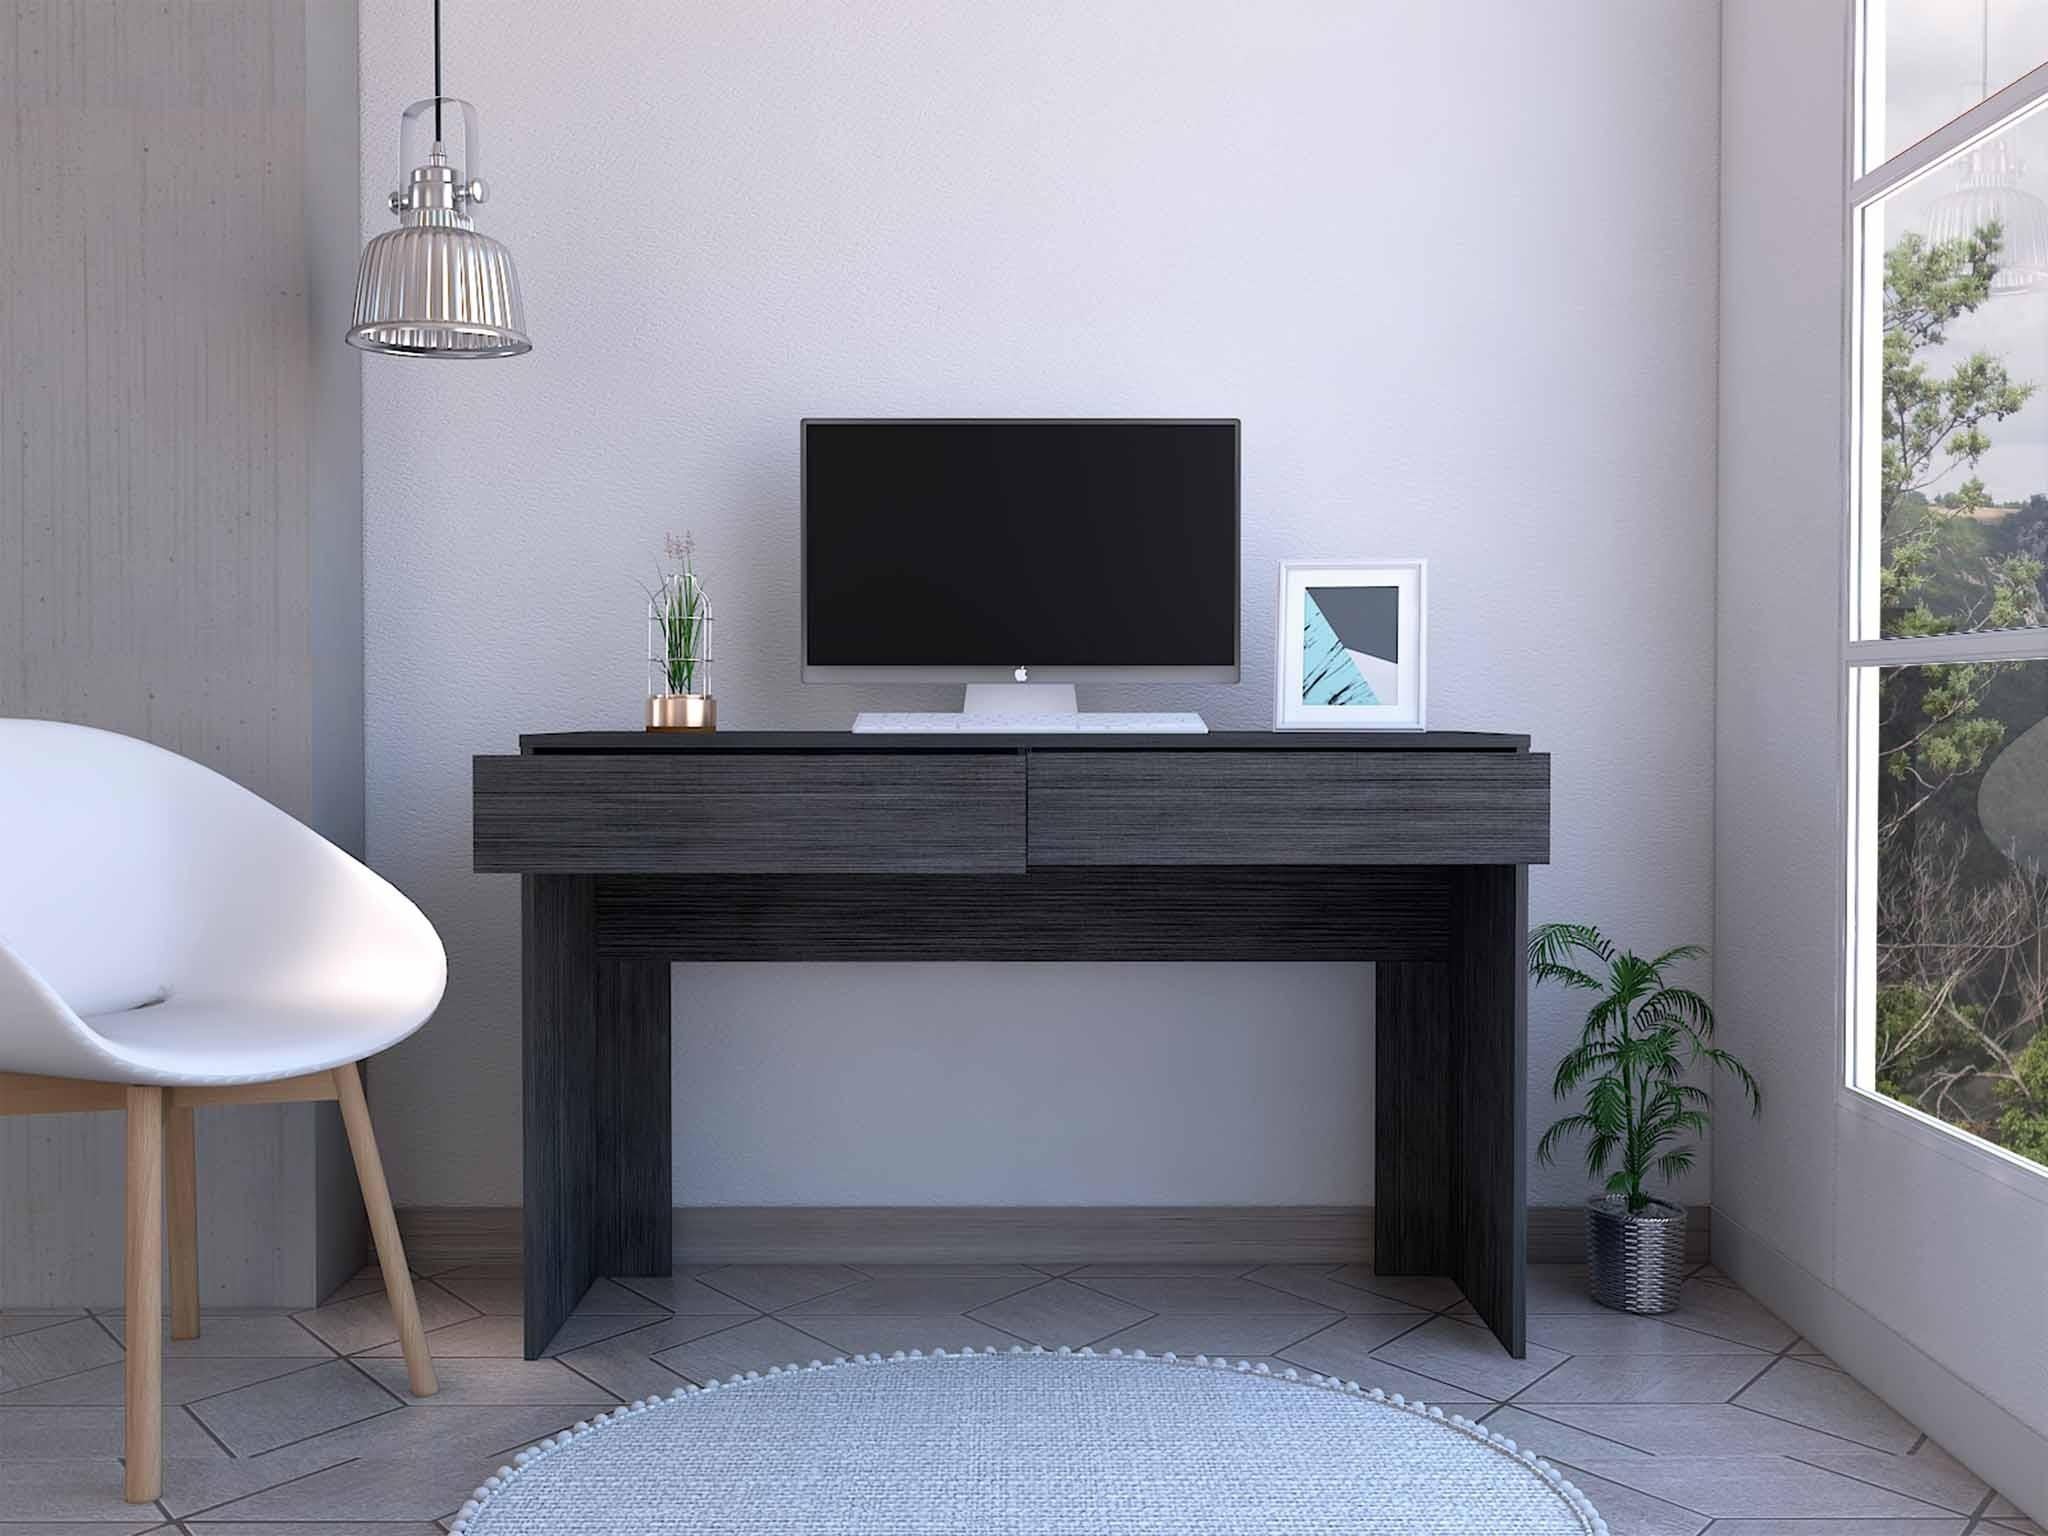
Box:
[962,683,1078,716]
[849,683,1207,733]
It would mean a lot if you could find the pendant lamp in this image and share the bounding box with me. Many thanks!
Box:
[1923,0,2048,297]
[349,0,531,357]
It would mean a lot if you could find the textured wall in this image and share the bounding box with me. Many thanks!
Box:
[360,0,1720,1210]
[0,0,362,1306]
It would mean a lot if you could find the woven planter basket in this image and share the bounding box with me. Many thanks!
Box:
[1586,1195,1687,1314]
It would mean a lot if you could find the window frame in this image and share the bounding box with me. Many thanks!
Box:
[1841,6,2048,1191]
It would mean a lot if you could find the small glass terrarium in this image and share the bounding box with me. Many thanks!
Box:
[646,533,715,732]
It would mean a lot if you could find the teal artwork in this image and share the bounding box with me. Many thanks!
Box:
[1302,592,1379,705]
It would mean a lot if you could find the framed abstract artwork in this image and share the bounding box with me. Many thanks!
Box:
[1274,559,1427,730]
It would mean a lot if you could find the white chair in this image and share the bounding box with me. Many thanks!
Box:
[0,719,444,1501]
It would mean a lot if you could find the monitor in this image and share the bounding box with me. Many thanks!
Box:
[802,419,1240,683]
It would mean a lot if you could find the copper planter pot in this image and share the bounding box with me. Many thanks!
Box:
[646,693,717,732]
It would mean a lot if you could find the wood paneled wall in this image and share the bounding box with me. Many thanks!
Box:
[0,0,364,1307]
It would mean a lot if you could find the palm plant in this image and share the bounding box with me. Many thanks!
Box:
[1531,923,1760,1215]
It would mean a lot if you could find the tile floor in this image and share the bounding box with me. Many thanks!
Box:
[0,1257,2035,1535]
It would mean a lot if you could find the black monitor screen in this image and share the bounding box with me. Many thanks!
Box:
[803,420,1239,671]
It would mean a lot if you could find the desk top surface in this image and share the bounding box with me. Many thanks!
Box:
[518,729,1532,754]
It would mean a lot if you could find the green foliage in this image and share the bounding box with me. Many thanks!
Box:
[1994,1029,2048,1164]
[1874,980,1983,1102]
[1878,224,2041,827]
[1531,924,1760,1215]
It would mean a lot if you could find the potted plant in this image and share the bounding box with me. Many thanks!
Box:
[1530,923,1760,1314]
[645,532,716,733]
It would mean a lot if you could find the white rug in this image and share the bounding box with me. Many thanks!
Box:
[452,1347,1606,1535]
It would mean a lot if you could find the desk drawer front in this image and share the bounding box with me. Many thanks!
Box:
[1027,751,1549,866]
[475,754,1024,873]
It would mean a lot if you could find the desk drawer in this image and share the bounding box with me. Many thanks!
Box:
[475,753,1025,873]
[1027,751,1549,866]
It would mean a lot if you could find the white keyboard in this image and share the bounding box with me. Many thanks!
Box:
[853,711,1209,734]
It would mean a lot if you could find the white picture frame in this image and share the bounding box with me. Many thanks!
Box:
[1273,558,1427,731]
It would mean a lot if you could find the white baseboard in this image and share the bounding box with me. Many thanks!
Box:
[1713,1204,2046,1524]
[397,1202,1709,1270]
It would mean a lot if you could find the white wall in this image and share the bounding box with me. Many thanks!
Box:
[1718,0,2048,1514]
[360,0,1719,1213]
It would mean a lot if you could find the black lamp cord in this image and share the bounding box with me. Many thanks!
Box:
[433,0,443,142]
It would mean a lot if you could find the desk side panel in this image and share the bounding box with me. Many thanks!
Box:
[1027,752,1550,867]
[475,753,1025,874]
[522,874,597,1358]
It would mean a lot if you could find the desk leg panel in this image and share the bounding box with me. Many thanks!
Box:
[596,959,673,1278]
[1374,961,1454,1275]
[523,875,598,1359]
[1449,864,1528,1358]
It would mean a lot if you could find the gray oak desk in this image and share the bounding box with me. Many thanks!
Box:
[473,731,1551,1359]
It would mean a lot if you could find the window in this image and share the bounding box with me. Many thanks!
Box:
[1848,6,2048,1173]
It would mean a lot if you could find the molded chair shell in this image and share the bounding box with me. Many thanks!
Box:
[0,718,445,1084]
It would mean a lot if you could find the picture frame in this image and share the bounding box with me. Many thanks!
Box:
[1273,558,1427,731]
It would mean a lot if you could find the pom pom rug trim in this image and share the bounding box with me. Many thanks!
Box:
[449,1344,1607,1535]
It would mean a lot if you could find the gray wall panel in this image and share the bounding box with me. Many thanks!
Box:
[0,0,364,1308]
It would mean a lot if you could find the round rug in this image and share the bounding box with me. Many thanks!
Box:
[451,1347,1606,1535]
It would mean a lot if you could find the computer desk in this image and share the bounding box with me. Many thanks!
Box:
[473,730,1551,1359]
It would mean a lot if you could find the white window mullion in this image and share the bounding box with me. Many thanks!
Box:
[1851,55,2048,209]
[1846,630,2048,669]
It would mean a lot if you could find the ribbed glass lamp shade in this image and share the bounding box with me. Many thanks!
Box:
[350,97,531,358]
[349,223,530,357]
[1924,137,2048,297]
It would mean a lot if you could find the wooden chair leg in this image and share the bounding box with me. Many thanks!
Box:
[167,1105,200,1341]
[124,1085,164,1503]
[333,1061,437,1397]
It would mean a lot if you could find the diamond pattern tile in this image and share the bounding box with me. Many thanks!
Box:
[292,1279,476,1354]
[1476,1405,1654,1464]
[1522,1313,1772,1356]
[0,1311,87,1339]
[780,1274,1041,1315]
[1239,1264,1430,1315]
[0,1403,223,1460]
[964,1279,1149,1347]
[357,1356,620,1405]
[683,1264,865,1312]
[1694,1522,1967,1535]
[1796,1445,1994,1514]
[1531,1401,1900,1457]
[1324,1265,1468,1310]
[603,1273,760,1314]
[0,1354,322,1407]
[362,1311,642,1359]
[1061,1275,1337,1316]
[778,1313,1029,1358]
[102,1310,332,1358]
[0,1258,2031,1531]
[647,1317,848,1385]
[1564,1454,1957,1518]
[0,1318,123,1387]
[188,1359,398,1455]
[1519,1353,1776,1404]
[1368,1315,1570,1399]
[1733,1355,1920,1453]
[1091,1314,1339,1357]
